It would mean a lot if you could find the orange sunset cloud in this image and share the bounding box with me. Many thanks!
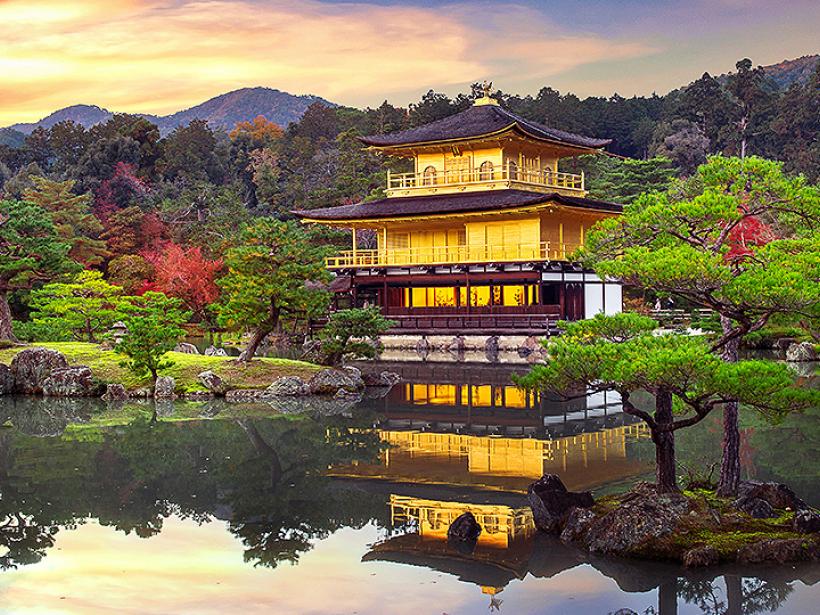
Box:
[0,0,652,125]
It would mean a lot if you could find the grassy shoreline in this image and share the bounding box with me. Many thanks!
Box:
[0,342,321,393]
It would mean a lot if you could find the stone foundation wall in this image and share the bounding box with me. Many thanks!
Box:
[378,334,547,364]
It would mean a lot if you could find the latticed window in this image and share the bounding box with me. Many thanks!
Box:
[422,165,437,186]
[479,160,494,180]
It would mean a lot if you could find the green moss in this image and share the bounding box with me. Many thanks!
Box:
[0,342,321,392]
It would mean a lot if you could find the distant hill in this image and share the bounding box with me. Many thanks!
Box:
[761,55,818,89]
[715,55,818,90]
[0,127,26,148]
[6,87,334,137]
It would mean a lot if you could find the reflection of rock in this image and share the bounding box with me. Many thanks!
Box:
[42,366,98,397]
[198,370,227,395]
[264,395,360,416]
[0,396,95,436]
[447,512,482,542]
[785,342,817,362]
[174,342,199,354]
[154,400,175,418]
[527,474,594,534]
[225,389,265,402]
[154,376,176,399]
[10,347,69,395]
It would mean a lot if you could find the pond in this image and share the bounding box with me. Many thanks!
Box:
[0,361,817,614]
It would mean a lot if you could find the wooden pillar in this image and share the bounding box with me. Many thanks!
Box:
[351,227,358,264]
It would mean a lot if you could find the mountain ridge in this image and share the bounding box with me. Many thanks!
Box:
[6,87,335,137]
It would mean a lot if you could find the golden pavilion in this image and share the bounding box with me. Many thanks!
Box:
[295,84,623,334]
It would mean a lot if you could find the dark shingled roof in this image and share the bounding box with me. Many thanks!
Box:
[359,103,611,149]
[294,189,622,221]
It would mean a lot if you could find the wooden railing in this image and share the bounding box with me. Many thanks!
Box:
[325,241,581,268]
[387,163,584,193]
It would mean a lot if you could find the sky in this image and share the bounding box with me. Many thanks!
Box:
[0,0,818,126]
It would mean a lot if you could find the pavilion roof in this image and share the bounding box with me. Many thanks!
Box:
[359,103,611,150]
[294,189,622,222]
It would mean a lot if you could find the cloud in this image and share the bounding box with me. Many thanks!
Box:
[0,0,653,125]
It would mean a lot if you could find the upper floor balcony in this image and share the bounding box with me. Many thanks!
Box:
[325,241,581,269]
[385,163,585,198]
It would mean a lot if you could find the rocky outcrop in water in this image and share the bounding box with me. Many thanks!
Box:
[785,341,818,362]
[527,474,594,534]
[10,347,69,395]
[266,376,310,396]
[308,368,364,395]
[204,345,228,356]
[174,342,199,354]
[154,376,176,399]
[102,383,128,401]
[42,366,98,397]
[0,363,13,395]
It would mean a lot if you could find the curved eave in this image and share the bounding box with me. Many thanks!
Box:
[359,124,610,154]
[296,202,621,226]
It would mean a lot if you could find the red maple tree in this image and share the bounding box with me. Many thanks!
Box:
[144,242,223,324]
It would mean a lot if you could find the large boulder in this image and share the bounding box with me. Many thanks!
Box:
[737,481,807,511]
[361,370,401,388]
[154,376,176,399]
[10,347,69,395]
[794,509,820,533]
[527,474,594,534]
[737,539,819,564]
[42,366,97,397]
[559,507,597,544]
[733,496,775,519]
[0,363,12,395]
[102,383,129,401]
[174,342,199,354]
[785,342,818,362]
[204,345,228,357]
[265,376,310,397]
[197,370,227,395]
[584,483,691,556]
[683,545,720,568]
[308,368,364,396]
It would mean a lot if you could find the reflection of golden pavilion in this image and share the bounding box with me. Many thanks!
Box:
[332,423,650,492]
[389,494,535,549]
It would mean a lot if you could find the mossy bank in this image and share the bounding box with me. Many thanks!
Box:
[0,342,321,394]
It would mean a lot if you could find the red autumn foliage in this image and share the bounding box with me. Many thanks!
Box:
[725,212,777,262]
[144,242,223,323]
[94,162,149,218]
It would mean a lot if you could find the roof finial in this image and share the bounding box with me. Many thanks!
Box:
[474,80,498,106]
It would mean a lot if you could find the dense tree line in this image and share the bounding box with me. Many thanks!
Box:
[0,57,816,346]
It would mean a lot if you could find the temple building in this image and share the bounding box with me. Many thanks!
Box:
[295,85,623,335]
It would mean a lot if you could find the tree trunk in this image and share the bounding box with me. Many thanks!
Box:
[718,315,741,497]
[237,419,283,488]
[657,579,678,615]
[653,389,678,493]
[238,327,269,362]
[724,574,743,615]
[0,292,18,342]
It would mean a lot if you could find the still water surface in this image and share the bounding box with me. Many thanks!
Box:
[0,362,817,614]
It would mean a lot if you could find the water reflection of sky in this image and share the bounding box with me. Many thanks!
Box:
[0,361,818,614]
[2,518,819,615]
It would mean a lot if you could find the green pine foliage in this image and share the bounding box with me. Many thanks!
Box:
[114,292,190,382]
[316,307,395,366]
